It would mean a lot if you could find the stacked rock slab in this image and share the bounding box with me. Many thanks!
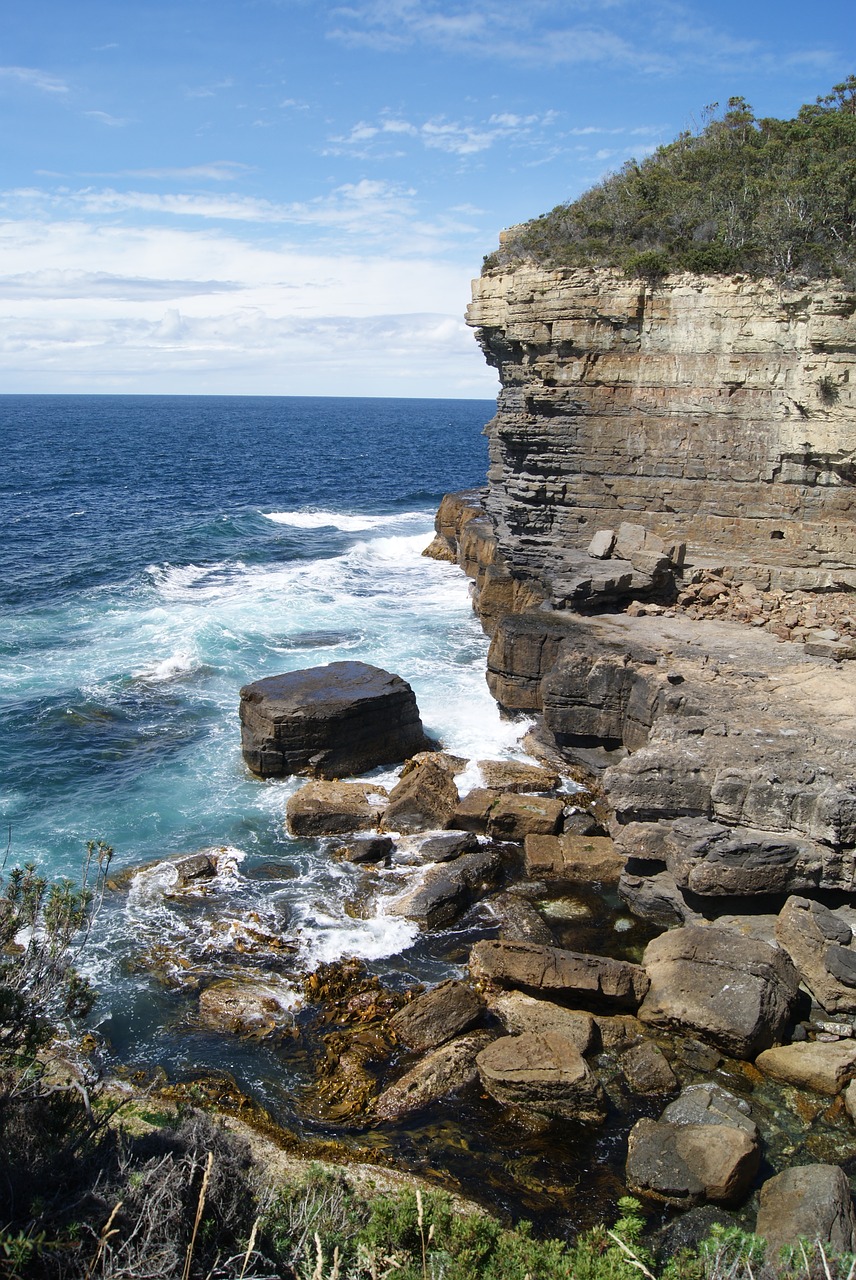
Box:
[239,661,434,778]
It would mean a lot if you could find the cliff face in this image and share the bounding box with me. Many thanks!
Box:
[466,266,856,589]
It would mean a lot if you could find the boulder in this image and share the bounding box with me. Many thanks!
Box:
[373,1031,493,1122]
[469,940,649,1010]
[198,980,293,1038]
[486,891,555,944]
[775,896,856,1014]
[449,788,502,833]
[639,925,799,1059]
[662,1084,758,1140]
[620,1040,679,1096]
[239,661,433,778]
[526,833,624,881]
[476,1032,607,1122]
[477,760,561,792]
[415,831,478,862]
[389,844,508,929]
[334,835,395,864]
[754,1040,856,1095]
[286,780,388,837]
[381,757,459,834]
[626,1118,759,1207]
[618,868,700,927]
[756,1165,856,1258]
[485,991,596,1053]
[487,794,565,840]
[389,980,483,1053]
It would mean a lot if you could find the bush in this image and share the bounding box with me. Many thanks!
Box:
[491,78,856,281]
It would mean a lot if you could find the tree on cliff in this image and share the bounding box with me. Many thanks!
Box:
[487,77,856,282]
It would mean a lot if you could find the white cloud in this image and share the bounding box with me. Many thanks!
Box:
[0,65,68,94]
[330,107,558,158]
[0,215,496,394]
[84,110,128,127]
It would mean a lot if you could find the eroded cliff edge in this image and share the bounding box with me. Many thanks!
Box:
[429,264,856,929]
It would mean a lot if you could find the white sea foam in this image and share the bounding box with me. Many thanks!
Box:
[262,509,427,532]
[131,649,200,683]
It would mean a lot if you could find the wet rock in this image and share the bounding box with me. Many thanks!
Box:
[639,925,799,1059]
[594,1013,646,1052]
[374,1031,493,1122]
[389,980,483,1053]
[416,831,478,862]
[662,1084,758,1140]
[389,844,508,929]
[240,661,433,779]
[756,1165,856,1257]
[626,1117,759,1207]
[476,1031,607,1122]
[381,757,459,834]
[487,794,565,840]
[485,991,596,1053]
[754,1040,856,1095]
[286,780,389,837]
[775,896,856,1014]
[198,980,293,1038]
[618,867,699,927]
[485,891,555,944]
[477,760,561,792]
[449,788,501,833]
[526,833,624,881]
[619,1040,679,1096]
[170,851,220,887]
[469,940,649,1010]
[333,835,395,864]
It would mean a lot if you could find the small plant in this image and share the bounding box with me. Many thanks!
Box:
[818,374,840,404]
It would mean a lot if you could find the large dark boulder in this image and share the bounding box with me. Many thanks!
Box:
[239,661,434,778]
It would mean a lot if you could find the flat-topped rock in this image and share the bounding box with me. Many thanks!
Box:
[286,780,389,836]
[476,1031,606,1122]
[755,1040,856,1094]
[469,939,649,1010]
[240,661,434,779]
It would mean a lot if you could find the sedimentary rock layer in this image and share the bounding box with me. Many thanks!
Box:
[466,266,856,589]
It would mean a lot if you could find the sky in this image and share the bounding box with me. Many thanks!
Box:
[1,0,854,397]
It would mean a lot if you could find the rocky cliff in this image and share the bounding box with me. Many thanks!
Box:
[466,266,856,594]
[428,263,856,924]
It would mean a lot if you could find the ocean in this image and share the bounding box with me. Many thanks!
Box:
[0,393,645,1227]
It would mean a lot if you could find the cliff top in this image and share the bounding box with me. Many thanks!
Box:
[484,78,856,285]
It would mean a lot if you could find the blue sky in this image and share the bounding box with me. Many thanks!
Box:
[1,0,853,396]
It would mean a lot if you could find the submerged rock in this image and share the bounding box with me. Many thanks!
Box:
[239,661,433,779]
[198,979,294,1038]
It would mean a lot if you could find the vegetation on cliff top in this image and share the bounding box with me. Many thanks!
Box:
[485,78,856,282]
